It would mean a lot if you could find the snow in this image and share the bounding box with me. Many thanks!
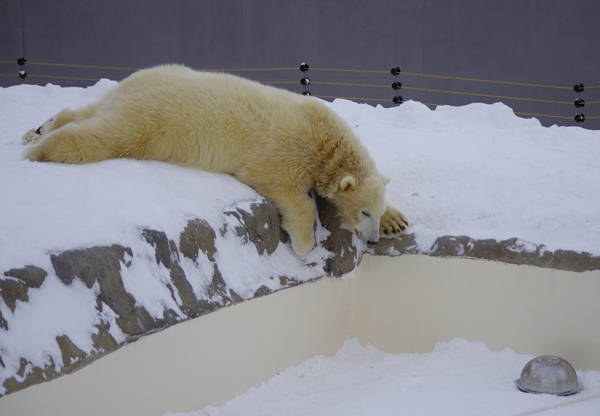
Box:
[1,79,600,410]
[2,81,599,273]
[323,98,600,256]
[166,338,600,416]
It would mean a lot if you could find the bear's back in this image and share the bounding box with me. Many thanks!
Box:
[96,65,314,172]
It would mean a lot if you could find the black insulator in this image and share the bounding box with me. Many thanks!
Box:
[390,67,401,75]
[302,91,311,96]
[573,83,584,93]
[19,70,27,79]
[392,82,402,90]
[574,98,585,108]
[17,57,27,66]
[575,114,585,123]
[393,96,404,104]
[300,77,310,85]
[299,62,309,72]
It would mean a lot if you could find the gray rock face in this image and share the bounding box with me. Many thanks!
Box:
[428,235,600,273]
[1,195,599,397]
[51,245,160,336]
[224,201,282,256]
[0,196,361,396]
[1,266,47,314]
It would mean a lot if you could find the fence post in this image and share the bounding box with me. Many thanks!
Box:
[17,57,27,80]
[391,67,403,105]
[300,62,311,96]
[574,83,585,123]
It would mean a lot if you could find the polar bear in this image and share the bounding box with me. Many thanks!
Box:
[22,65,409,255]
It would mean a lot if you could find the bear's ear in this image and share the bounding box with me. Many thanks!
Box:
[338,175,356,193]
[383,175,391,185]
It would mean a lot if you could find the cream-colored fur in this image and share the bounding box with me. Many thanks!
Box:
[22,65,409,255]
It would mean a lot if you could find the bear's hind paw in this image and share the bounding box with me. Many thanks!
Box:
[22,117,56,145]
[22,128,42,145]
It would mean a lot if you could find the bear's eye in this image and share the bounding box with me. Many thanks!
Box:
[362,210,371,218]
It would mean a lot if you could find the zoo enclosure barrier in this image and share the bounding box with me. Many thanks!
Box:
[2,59,599,128]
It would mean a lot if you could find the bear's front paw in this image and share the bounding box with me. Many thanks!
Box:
[290,237,316,256]
[379,204,410,238]
[22,128,42,145]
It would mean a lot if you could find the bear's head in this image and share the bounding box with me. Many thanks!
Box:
[324,170,389,245]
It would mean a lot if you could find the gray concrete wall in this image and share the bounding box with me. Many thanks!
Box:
[1,0,599,129]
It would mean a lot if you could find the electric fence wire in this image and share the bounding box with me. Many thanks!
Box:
[1,60,598,120]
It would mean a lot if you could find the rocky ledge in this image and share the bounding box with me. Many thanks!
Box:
[379,234,600,273]
[1,196,599,397]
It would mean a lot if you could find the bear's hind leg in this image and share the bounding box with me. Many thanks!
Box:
[22,103,99,145]
[23,121,119,164]
[379,199,410,238]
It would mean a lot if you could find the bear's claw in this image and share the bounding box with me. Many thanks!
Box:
[379,204,410,238]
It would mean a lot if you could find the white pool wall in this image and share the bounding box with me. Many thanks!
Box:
[352,255,600,372]
[1,254,599,416]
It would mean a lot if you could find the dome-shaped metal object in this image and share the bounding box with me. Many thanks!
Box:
[517,355,579,396]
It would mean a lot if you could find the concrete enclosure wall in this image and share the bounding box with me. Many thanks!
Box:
[1,0,599,128]
[1,255,599,416]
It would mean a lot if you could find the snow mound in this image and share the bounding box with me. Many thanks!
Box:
[171,338,600,416]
